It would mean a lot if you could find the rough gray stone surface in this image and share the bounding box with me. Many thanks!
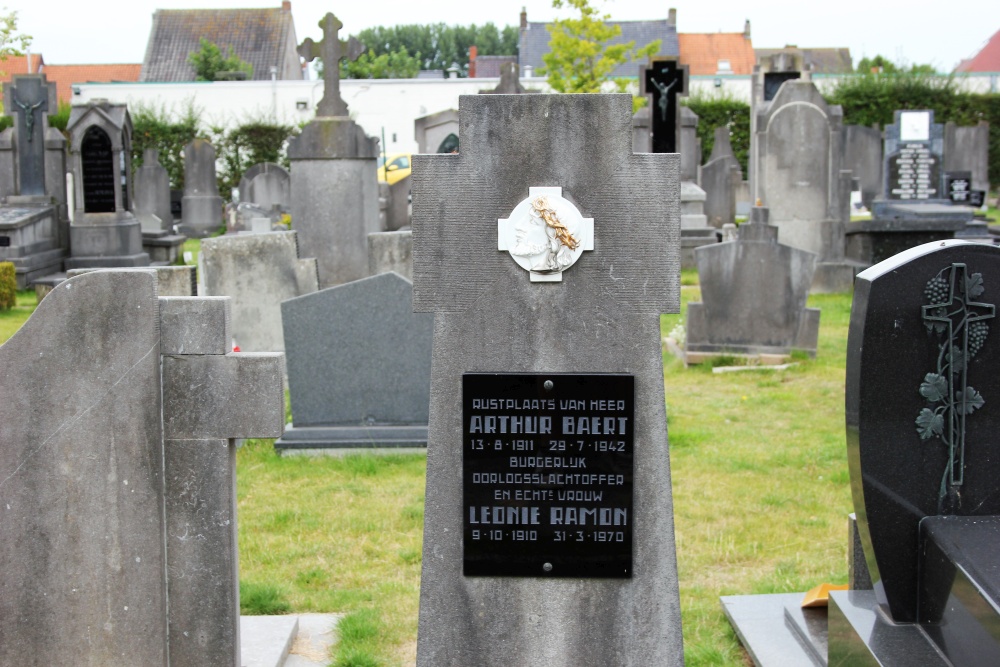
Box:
[134,148,173,233]
[944,121,990,195]
[159,296,231,354]
[686,209,820,355]
[289,156,380,288]
[0,269,285,666]
[679,105,701,181]
[368,230,413,280]
[843,125,882,210]
[200,231,319,352]
[281,271,431,429]
[180,139,224,238]
[68,265,196,296]
[702,126,742,228]
[412,94,683,667]
[631,106,651,153]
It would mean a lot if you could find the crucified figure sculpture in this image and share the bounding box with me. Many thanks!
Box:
[13,96,44,143]
[651,78,677,123]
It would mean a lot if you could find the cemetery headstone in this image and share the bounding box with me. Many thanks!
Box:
[684,204,819,363]
[945,170,973,204]
[641,58,688,154]
[67,265,197,296]
[237,162,291,214]
[829,239,1000,664]
[368,229,413,280]
[289,13,380,289]
[944,120,990,197]
[0,74,68,287]
[748,51,805,203]
[679,106,701,181]
[0,269,283,665]
[134,148,186,264]
[179,139,224,238]
[631,106,651,153]
[414,108,459,154]
[65,100,150,269]
[751,80,861,291]
[479,62,530,94]
[277,272,432,452]
[412,93,683,666]
[701,125,742,228]
[200,230,319,352]
[843,124,882,210]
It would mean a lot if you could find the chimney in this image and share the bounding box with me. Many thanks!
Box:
[281,1,290,12]
[667,8,676,27]
[744,19,751,39]
[520,7,527,30]
[469,46,478,78]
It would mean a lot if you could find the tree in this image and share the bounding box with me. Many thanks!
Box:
[187,38,253,81]
[857,54,936,75]
[0,7,31,70]
[542,0,660,94]
[340,47,421,79]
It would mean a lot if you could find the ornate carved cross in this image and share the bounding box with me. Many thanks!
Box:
[297,13,364,117]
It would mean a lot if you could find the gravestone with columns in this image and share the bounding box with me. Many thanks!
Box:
[412,93,683,666]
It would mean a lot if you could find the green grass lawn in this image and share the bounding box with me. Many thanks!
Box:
[0,289,38,344]
[3,277,856,667]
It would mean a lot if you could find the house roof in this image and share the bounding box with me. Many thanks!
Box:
[140,5,300,82]
[43,64,142,104]
[956,28,1000,72]
[0,54,46,78]
[520,19,679,78]
[755,47,853,74]
[678,33,755,75]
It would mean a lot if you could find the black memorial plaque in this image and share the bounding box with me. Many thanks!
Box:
[81,126,116,213]
[888,144,941,200]
[463,373,634,578]
[945,171,972,203]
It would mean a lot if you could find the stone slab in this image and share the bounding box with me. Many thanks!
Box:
[240,615,298,667]
[276,425,427,451]
[721,593,823,667]
[68,265,196,297]
[368,229,413,280]
[159,296,231,354]
[162,353,284,440]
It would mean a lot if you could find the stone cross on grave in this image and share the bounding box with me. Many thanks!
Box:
[411,94,682,666]
[919,262,996,497]
[3,75,54,196]
[642,59,688,154]
[297,13,364,117]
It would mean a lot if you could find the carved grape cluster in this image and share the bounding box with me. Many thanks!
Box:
[924,275,949,303]
[969,320,989,356]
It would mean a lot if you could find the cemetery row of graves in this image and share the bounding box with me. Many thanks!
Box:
[1,17,999,666]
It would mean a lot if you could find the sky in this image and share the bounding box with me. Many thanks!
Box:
[14,0,998,74]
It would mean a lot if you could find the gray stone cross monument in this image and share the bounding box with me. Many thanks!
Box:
[297,13,364,117]
[6,76,49,195]
[412,94,683,666]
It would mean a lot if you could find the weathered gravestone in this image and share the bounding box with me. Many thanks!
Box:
[829,239,1000,664]
[134,148,185,264]
[200,230,319,352]
[641,58,688,154]
[479,62,530,94]
[290,13,379,289]
[847,110,975,267]
[751,80,861,292]
[238,162,291,214]
[412,93,683,666]
[842,124,882,211]
[66,100,151,269]
[684,204,819,363]
[179,139,224,238]
[277,271,432,452]
[944,120,990,198]
[0,269,284,666]
[701,126,742,228]
[368,229,412,280]
[0,75,69,287]
[68,264,197,296]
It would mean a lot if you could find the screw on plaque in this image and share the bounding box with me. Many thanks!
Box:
[543,380,554,392]
[543,562,553,572]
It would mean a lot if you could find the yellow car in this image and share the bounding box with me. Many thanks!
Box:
[377,153,412,185]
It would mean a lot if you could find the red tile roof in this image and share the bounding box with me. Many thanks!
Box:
[678,33,755,75]
[42,64,142,104]
[956,28,1000,73]
[0,54,45,78]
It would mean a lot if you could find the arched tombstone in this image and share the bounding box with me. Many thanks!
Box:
[65,99,149,268]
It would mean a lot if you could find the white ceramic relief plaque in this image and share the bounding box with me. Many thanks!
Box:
[497,186,594,282]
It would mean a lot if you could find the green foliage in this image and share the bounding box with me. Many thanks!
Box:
[333,609,383,667]
[341,47,421,79]
[542,0,660,93]
[0,7,30,67]
[209,121,295,198]
[0,262,16,311]
[131,101,200,190]
[856,54,936,75]
[239,581,291,615]
[825,73,1000,186]
[187,37,253,82]
[349,22,518,76]
[685,95,750,174]
[48,101,71,132]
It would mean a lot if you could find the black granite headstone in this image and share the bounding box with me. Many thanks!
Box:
[81,126,116,213]
[7,76,49,196]
[643,60,686,154]
[887,143,942,200]
[847,240,1000,623]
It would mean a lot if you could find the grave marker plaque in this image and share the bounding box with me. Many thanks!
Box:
[81,126,115,213]
[642,60,687,154]
[463,373,634,578]
[945,171,972,203]
[888,143,941,200]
